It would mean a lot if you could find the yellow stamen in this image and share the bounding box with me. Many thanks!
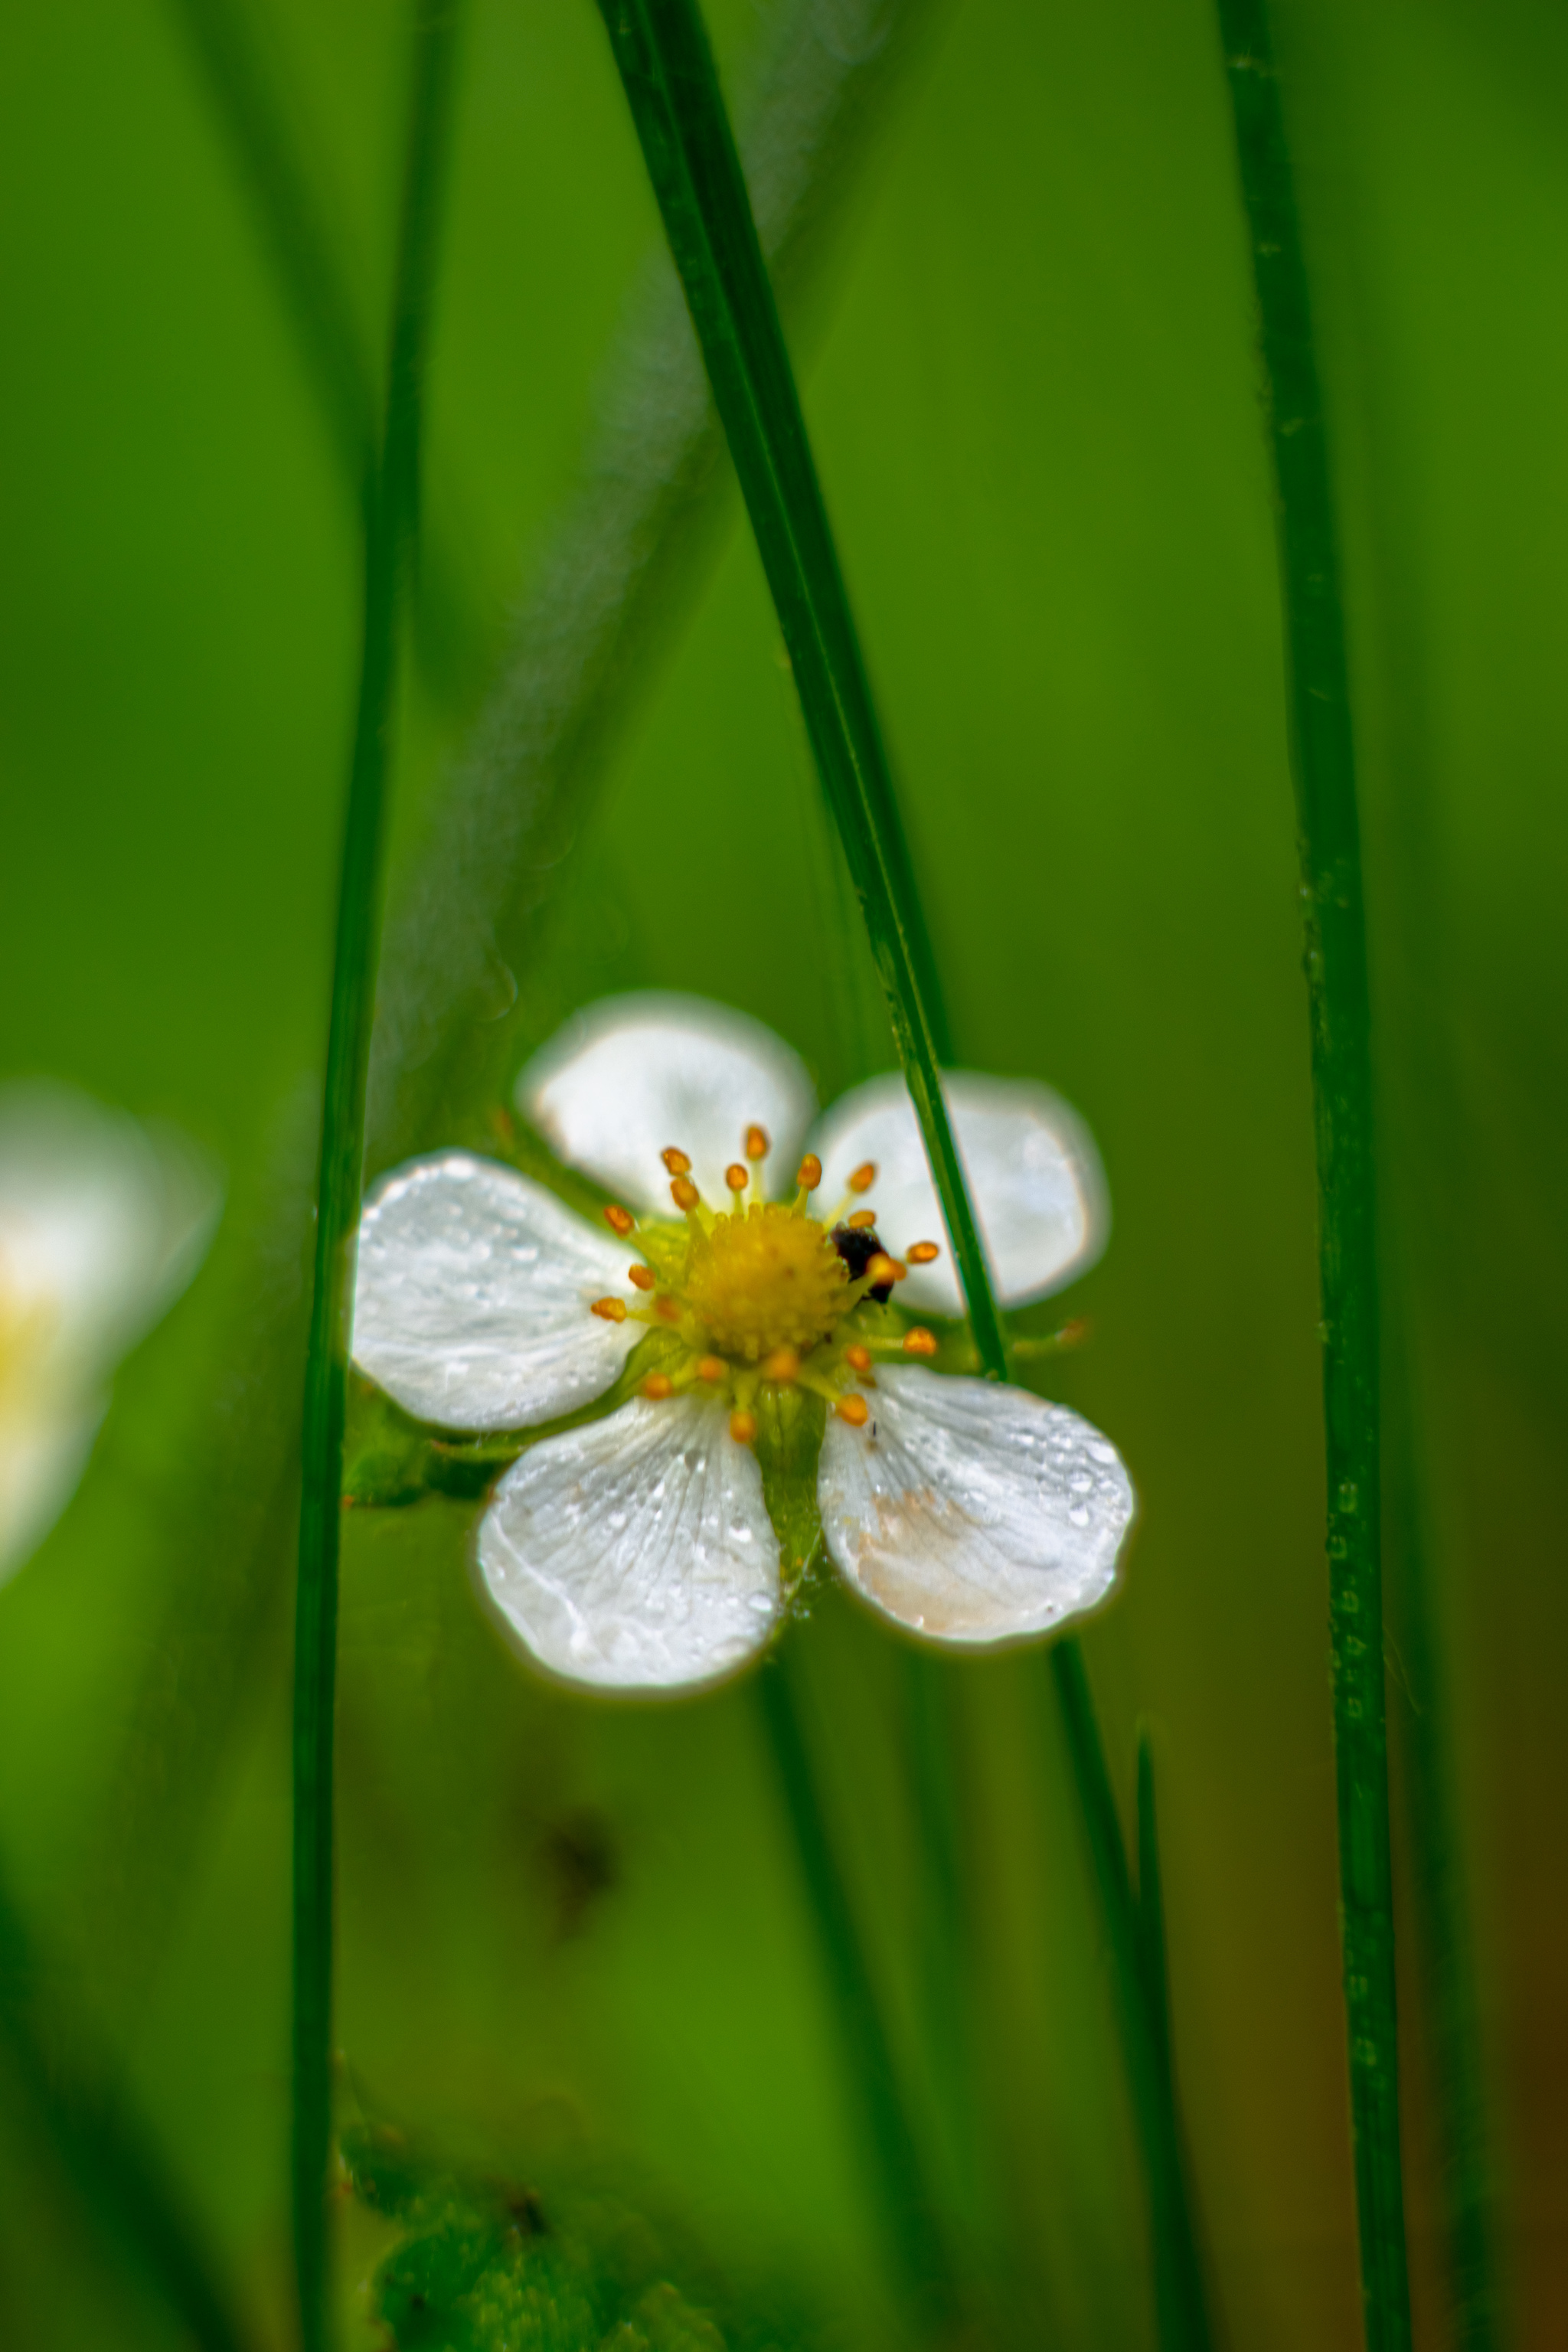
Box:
[604,1204,635,1236]
[629,1264,656,1292]
[653,1295,682,1325]
[847,1207,877,1230]
[864,1253,900,1288]
[590,1297,627,1323]
[745,1124,769,1161]
[844,1344,872,1374]
[835,1393,870,1427]
[760,1347,799,1384]
[796,1154,822,1191]
[725,1163,749,1194]
[906,1240,940,1264]
[662,1147,691,1174]
[902,1327,939,1357]
[729,1409,758,1446]
[697,1354,725,1383]
[848,1161,877,1194]
[642,1373,675,1400]
[671,1175,700,1212]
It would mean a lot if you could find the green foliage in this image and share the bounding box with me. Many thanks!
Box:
[345,2131,763,2352]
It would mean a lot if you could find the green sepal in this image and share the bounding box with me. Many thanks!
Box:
[751,1384,825,1603]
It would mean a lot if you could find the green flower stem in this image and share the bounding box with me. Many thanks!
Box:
[0,1860,252,2352]
[754,1652,957,2322]
[290,8,462,2348]
[593,0,998,1378]
[1212,5,1412,2344]
[165,0,477,703]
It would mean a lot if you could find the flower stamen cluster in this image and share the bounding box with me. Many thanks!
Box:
[590,1129,942,1441]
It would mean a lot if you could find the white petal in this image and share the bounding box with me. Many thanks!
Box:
[352,1155,638,1430]
[478,1395,781,1691]
[810,1070,1107,1315]
[818,1364,1132,1647]
[518,993,817,1215]
[0,1082,220,1383]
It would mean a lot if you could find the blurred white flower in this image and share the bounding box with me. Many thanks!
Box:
[353,995,1133,1693]
[0,1084,221,1582]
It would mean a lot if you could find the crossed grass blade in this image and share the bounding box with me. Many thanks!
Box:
[291,5,464,2344]
[592,4,1214,2343]
[1212,2,1420,2342]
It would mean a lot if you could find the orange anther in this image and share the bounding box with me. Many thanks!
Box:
[641,1373,675,1400]
[654,1295,682,1325]
[725,1162,749,1192]
[865,1253,898,1287]
[906,1240,940,1264]
[590,1297,627,1323]
[629,1264,656,1291]
[760,1348,800,1384]
[604,1204,635,1236]
[745,1124,769,1161]
[697,1354,726,1383]
[796,1154,822,1191]
[847,1207,877,1230]
[729,1409,758,1446]
[1059,1318,1089,1348]
[835,1393,871,1427]
[848,1161,877,1194]
[671,1175,700,1212]
[844,1344,873,1374]
[902,1327,939,1357]
[662,1147,691,1174]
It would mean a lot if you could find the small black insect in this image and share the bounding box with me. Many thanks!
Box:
[831,1222,894,1304]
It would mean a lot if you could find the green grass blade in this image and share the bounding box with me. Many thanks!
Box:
[0,1860,253,2352]
[291,8,464,2347]
[1135,1728,1171,2090]
[594,0,995,1372]
[1050,1648,1212,2351]
[165,0,479,702]
[1211,5,1413,2344]
[754,1651,957,2324]
[595,8,1214,2342]
[371,0,946,1166]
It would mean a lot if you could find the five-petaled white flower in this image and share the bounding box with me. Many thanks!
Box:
[0,1083,220,1583]
[352,995,1134,1692]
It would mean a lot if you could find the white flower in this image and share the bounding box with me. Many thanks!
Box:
[0,1083,221,1582]
[352,995,1134,1692]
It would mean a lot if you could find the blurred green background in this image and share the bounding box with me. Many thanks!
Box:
[0,0,1564,2344]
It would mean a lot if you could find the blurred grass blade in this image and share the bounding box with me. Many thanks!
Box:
[165,0,478,701]
[370,0,947,1166]
[0,1860,252,2352]
[1212,5,1413,2344]
[1050,1648,1212,2350]
[593,0,998,1373]
[87,0,943,2047]
[292,7,463,2347]
[593,6,1213,2343]
[755,1652,957,2323]
[1135,1728,1171,2089]
[1385,1295,1499,2347]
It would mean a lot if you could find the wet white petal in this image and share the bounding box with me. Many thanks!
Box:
[818,1364,1132,1646]
[518,993,816,1214]
[0,1084,221,1581]
[352,1155,637,1430]
[478,1395,781,1690]
[810,1070,1107,1315]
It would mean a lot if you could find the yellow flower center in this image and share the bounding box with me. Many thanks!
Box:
[680,1202,848,1360]
[586,1132,947,1443]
